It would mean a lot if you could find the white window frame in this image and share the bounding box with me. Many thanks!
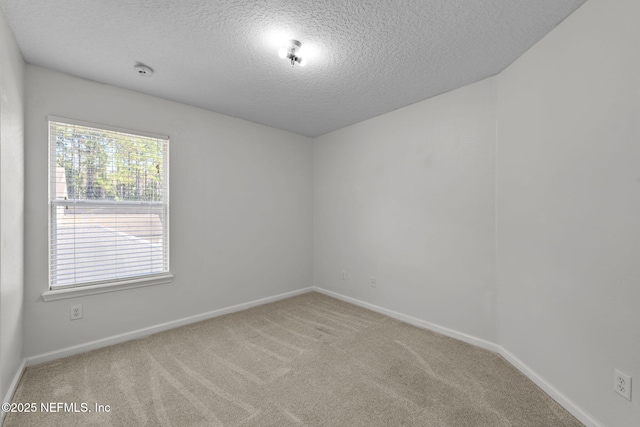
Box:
[43,116,172,301]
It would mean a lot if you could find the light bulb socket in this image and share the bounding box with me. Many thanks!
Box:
[279,40,305,68]
[288,40,302,51]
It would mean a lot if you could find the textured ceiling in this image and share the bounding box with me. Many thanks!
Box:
[0,0,585,137]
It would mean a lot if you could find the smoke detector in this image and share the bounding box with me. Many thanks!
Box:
[134,63,154,77]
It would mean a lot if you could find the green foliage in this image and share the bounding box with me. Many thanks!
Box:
[53,122,165,202]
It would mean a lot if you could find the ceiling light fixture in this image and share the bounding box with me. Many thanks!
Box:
[278,40,306,67]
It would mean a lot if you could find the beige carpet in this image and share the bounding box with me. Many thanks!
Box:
[5,292,583,426]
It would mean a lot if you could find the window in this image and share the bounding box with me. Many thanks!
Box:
[48,117,170,293]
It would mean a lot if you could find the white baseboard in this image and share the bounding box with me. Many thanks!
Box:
[1,358,27,424]
[312,287,500,353]
[27,287,314,367]
[499,347,603,427]
[23,285,602,427]
[313,286,603,427]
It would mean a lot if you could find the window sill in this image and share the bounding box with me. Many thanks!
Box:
[41,274,173,302]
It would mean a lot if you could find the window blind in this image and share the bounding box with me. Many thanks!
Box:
[49,118,169,289]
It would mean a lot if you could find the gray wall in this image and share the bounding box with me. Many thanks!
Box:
[313,78,498,343]
[496,0,640,425]
[23,65,313,357]
[0,4,25,405]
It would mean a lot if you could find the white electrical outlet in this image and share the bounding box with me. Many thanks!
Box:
[614,369,632,401]
[341,270,346,280]
[70,304,83,321]
[370,277,377,288]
